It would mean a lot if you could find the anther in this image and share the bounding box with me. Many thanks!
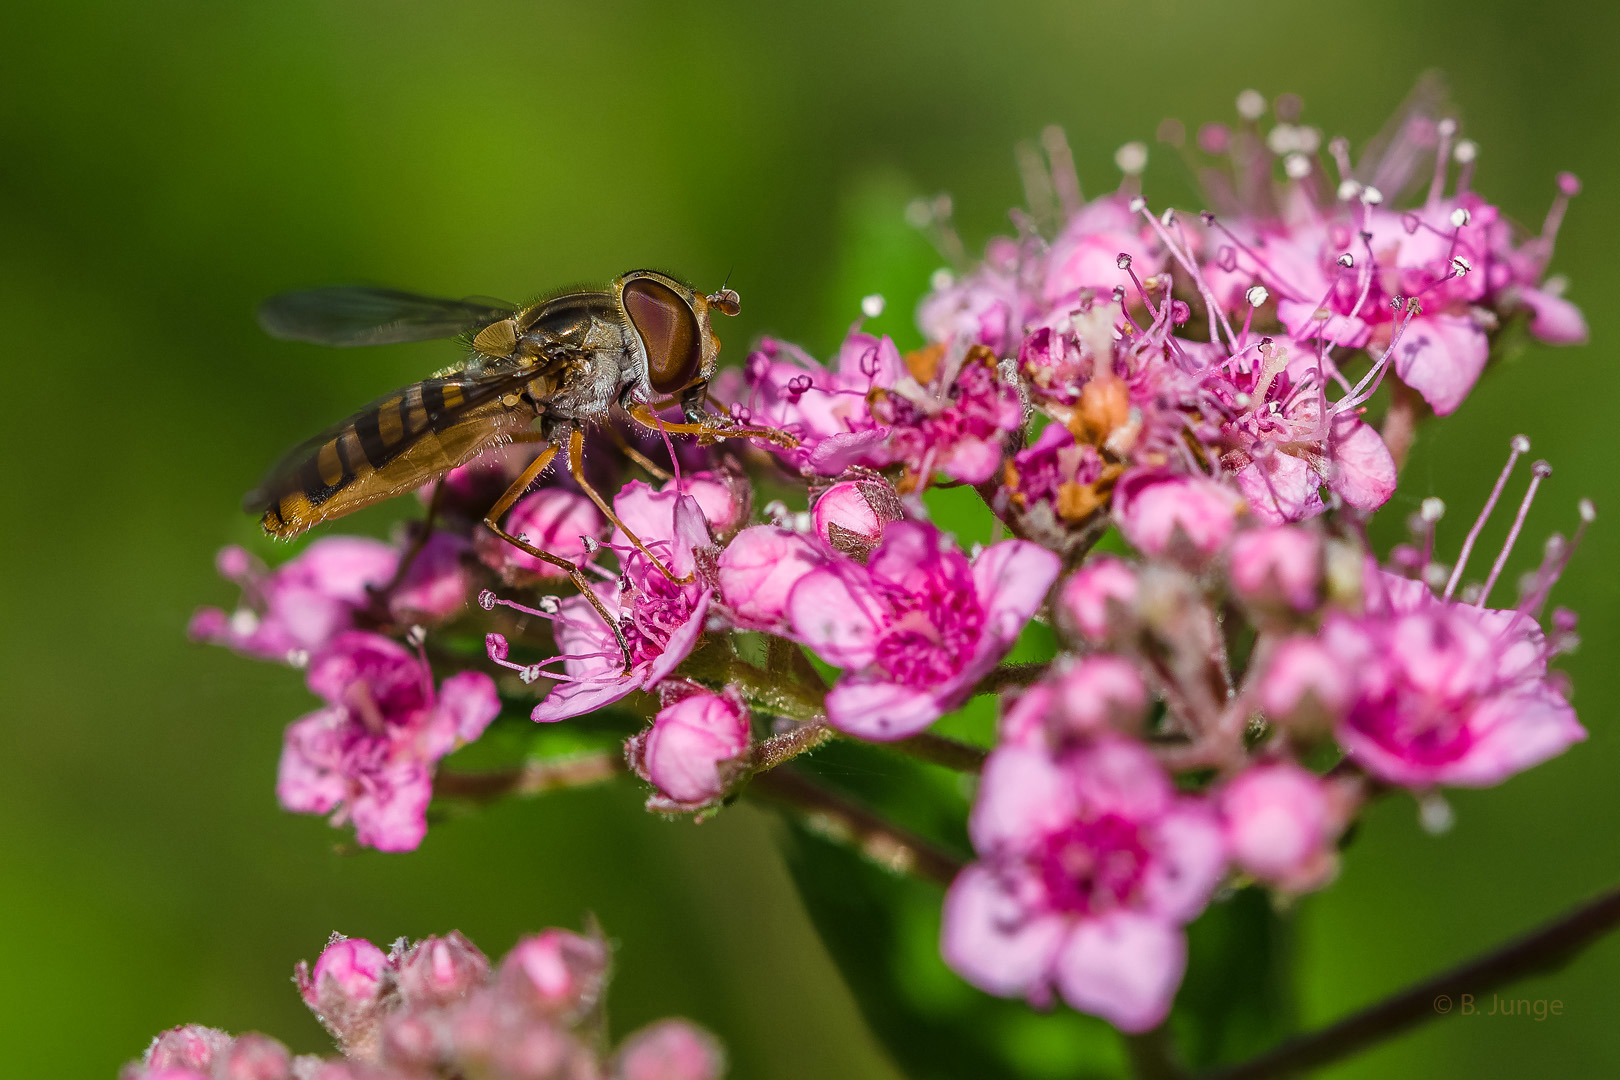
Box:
[929,268,955,291]
[1512,434,1531,453]
[904,199,933,229]
[1421,497,1446,523]
[1450,207,1471,228]
[405,625,426,648]
[1453,140,1478,164]
[1451,256,1471,277]
[1127,196,1147,213]
[1245,285,1269,307]
[1284,153,1311,179]
[1336,179,1360,202]
[1115,141,1148,176]
[1360,185,1384,205]
[1579,498,1596,523]
[1236,89,1266,121]
[1438,118,1458,138]
[1116,253,1133,270]
[861,294,886,318]
[478,589,498,611]
[537,595,560,615]
[581,536,600,553]
[1337,252,1355,268]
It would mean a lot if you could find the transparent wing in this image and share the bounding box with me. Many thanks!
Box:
[257,286,516,347]
[1355,71,1454,199]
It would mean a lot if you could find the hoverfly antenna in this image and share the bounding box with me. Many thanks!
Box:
[707,269,741,317]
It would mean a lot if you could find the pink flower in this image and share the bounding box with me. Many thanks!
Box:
[191,537,397,663]
[1002,656,1150,746]
[612,1020,726,1080]
[144,1026,233,1073]
[787,523,1060,740]
[1228,525,1321,612]
[665,469,750,540]
[1113,469,1244,563]
[1043,196,1166,304]
[1257,635,1352,731]
[716,525,825,632]
[869,346,1024,486]
[942,737,1226,1032]
[1054,556,1138,645]
[1219,763,1346,893]
[474,488,606,579]
[277,632,500,851]
[626,687,752,809]
[526,489,714,724]
[1324,570,1585,787]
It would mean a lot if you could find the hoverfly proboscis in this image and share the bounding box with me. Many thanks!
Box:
[245,270,797,671]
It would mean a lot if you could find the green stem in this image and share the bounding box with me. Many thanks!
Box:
[891,731,987,773]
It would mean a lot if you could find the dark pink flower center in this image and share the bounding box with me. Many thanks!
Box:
[1036,813,1150,916]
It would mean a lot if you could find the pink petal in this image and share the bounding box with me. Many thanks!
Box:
[1392,313,1488,416]
[437,670,502,744]
[1054,911,1186,1033]
[530,675,640,724]
[1438,688,1586,787]
[1326,415,1396,511]
[824,677,944,741]
[969,746,1077,855]
[1235,453,1323,525]
[972,539,1063,646]
[939,864,1065,1001]
[717,526,825,630]
[348,763,432,852]
[1140,801,1226,923]
[1520,287,1588,345]
[786,566,882,669]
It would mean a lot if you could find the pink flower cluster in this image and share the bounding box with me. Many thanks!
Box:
[123,926,723,1080]
[193,87,1594,1037]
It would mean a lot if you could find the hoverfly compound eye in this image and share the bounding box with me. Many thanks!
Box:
[623,278,702,396]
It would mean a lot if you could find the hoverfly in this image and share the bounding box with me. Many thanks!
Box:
[246,270,795,667]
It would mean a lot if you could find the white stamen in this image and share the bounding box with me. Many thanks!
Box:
[1423,562,1451,590]
[1541,274,1569,298]
[1450,207,1471,228]
[1116,253,1133,270]
[405,625,426,647]
[1579,498,1596,523]
[1295,126,1322,154]
[1245,285,1270,307]
[1451,256,1472,277]
[229,609,260,637]
[1453,139,1478,164]
[904,199,933,229]
[1337,179,1361,202]
[536,595,561,615]
[580,536,599,553]
[930,268,955,291]
[861,293,886,318]
[286,648,310,670]
[1236,89,1266,121]
[1160,207,1176,226]
[1127,196,1147,213]
[1266,124,1298,155]
[1337,252,1355,268]
[1284,153,1311,180]
[1360,185,1384,205]
[1438,118,1458,138]
[1421,497,1446,523]
[1114,141,1148,176]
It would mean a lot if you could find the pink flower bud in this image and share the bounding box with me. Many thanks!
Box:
[390,532,473,621]
[217,1033,293,1080]
[396,932,490,1008]
[1114,469,1243,563]
[475,489,605,578]
[296,936,393,1058]
[145,1026,232,1072]
[1219,763,1339,892]
[1049,654,1150,736]
[626,689,752,808]
[665,470,750,541]
[1258,636,1351,731]
[812,478,903,559]
[1055,556,1138,643]
[498,928,610,1020]
[1229,526,1321,612]
[716,525,825,630]
[613,1019,726,1080]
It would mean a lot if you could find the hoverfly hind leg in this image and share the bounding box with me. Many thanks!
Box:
[482,438,635,675]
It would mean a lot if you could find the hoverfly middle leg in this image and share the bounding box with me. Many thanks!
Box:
[604,423,675,482]
[565,429,696,587]
[483,436,634,675]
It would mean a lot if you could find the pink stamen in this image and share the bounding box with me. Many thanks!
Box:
[1444,435,1529,600]
[1477,461,1552,607]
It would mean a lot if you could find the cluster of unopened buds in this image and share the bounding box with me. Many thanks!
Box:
[193,86,1592,1039]
[125,926,722,1080]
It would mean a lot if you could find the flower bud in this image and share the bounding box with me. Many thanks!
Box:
[217,1033,293,1080]
[1219,763,1342,893]
[1258,635,1351,735]
[390,532,473,621]
[812,478,903,559]
[716,525,825,630]
[296,936,393,1059]
[626,689,752,808]
[145,1026,232,1073]
[396,932,491,1008]
[613,1019,727,1080]
[1049,654,1150,736]
[1055,556,1138,644]
[666,470,751,541]
[1229,526,1321,613]
[1113,469,1242,565]
[474,489,605,578]
[497,928,610,1021]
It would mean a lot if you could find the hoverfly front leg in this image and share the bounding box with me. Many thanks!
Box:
[483,436,635,675]
[565,429,696,586]
[626,402,799,450]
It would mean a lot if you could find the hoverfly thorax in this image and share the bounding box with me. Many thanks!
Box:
[616,270,736,415]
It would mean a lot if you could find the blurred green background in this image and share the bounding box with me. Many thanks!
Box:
[3,0,1618,1076]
